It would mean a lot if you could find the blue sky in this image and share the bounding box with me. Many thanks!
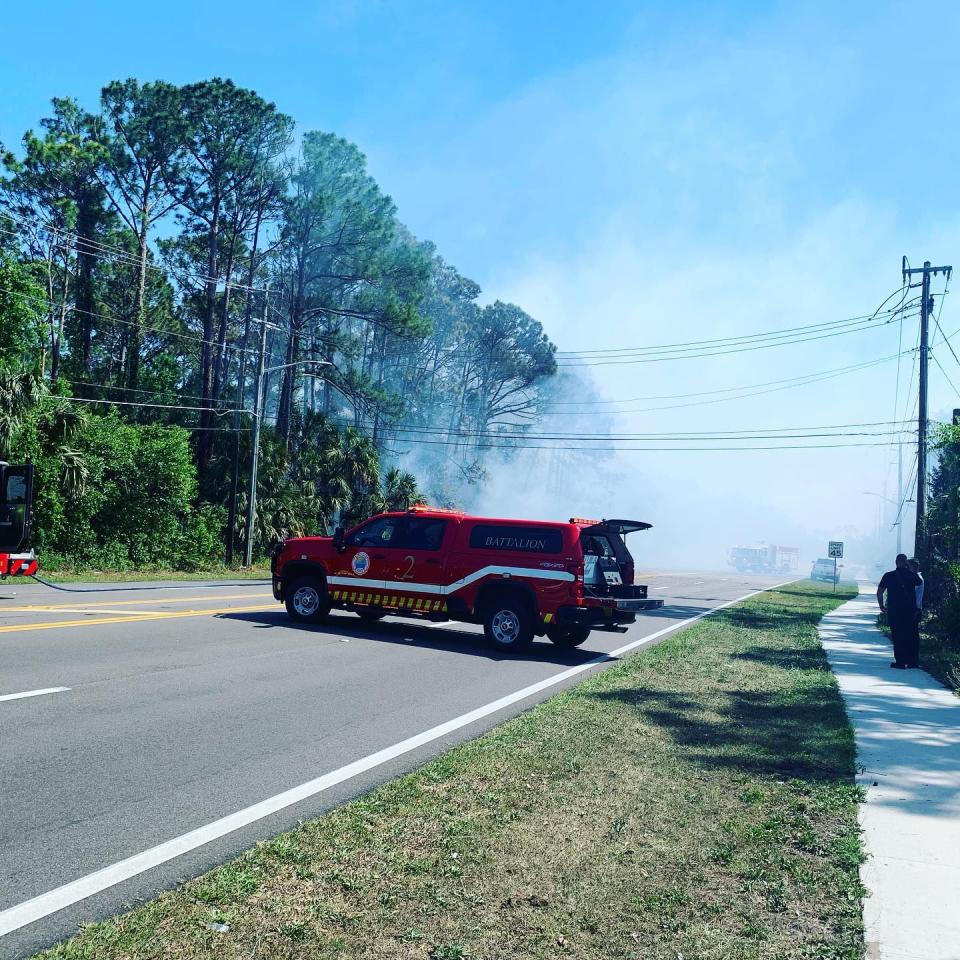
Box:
[3,0,959,566]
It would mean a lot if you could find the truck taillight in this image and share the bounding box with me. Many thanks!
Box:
[572,561,584,599]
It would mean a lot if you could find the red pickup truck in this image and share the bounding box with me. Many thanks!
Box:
[271,507,662,652]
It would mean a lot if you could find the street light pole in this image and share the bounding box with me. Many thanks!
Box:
[242,304,330,567]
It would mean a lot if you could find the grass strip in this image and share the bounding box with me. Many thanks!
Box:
[918,624,960,694]
[37,581,863,960]
[24,564,271,584]
[875,613,960,694]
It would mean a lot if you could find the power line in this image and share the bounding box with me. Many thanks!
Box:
[554,283,914,357]
[63,379,236,408]
[0,213,265,294]
[3,214,925,371]
[54,396,248,417]
[544,352,907,407]
[931,275,958,370]
[893,454,919,527]
[556,302,912,359]
[375,420,915,443]
[373,435,907,452]
[932,353,960,398]
[541,351,912,416]
[554,310,918,367]
[0,284,257,355]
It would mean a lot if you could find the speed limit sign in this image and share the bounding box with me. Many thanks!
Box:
[828,541,844,558]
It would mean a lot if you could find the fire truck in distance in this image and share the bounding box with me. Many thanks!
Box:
[271,507,664,652]
[0,462,38,579]
[728,543,799,574]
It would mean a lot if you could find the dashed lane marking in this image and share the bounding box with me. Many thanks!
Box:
[0,687,70,704]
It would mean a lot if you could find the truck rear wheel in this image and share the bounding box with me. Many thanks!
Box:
[546,625,591,648]
[483,597,534,652]
[285,576,331,624]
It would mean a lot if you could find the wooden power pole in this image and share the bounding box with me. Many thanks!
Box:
[902,258,952,561]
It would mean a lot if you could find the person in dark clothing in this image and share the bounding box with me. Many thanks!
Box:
[877,554,923,668]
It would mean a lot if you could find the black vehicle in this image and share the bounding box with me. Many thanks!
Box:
[0,462,38,577]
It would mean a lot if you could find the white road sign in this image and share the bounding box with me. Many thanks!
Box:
[828,541,844,558]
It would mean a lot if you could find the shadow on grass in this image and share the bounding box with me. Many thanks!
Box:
[586,679,853,782]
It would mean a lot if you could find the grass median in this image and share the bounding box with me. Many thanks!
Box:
[27,564,271,584]
[38,581,863,960]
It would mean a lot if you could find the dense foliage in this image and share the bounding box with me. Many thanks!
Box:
[925,422,960,646]
[0,79,558,568]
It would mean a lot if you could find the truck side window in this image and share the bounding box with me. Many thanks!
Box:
[347,517,402,548]
[402,518,448,551]
[5,476,26,504]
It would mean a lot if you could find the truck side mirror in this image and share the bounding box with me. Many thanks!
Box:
[333,527,346,553]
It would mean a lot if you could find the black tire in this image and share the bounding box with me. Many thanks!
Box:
[357,608,387,622]
[285,576,331,624]
[546,625,591,648]
[482,595,535,652]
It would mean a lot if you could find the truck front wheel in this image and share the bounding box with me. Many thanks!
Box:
[483,597,535,653]
[546,625,591,648]
[285,576,331,624]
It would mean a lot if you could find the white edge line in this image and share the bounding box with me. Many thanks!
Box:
[0,580,793,939]
[0,687,70,704]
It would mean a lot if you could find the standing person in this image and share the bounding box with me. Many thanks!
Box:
[876,554,923,669]
[906,558,924,668]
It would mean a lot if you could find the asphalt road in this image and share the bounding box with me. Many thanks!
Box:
[0,570,787,958]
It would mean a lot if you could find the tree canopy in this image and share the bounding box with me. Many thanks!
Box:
[0,77,559,568]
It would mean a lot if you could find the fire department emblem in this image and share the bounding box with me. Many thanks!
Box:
[351,551,371,576]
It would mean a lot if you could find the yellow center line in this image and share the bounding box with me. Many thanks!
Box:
[2,608,179,617]
[13,591,273,611]
[0,603,279,634]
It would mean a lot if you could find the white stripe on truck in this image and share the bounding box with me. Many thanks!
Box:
[326,565,575,597]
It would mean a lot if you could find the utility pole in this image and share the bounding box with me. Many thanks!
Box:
[902,258,953,561]
[243,294,269,568]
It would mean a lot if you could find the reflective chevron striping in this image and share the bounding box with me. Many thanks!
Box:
[327,565,574,598]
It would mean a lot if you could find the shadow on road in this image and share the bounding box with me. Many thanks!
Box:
[216,609,607,666]
[639,603,714,620]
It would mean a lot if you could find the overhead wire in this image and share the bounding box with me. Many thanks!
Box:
[932,353,960,399]
[554,309,917,366]
[540,351,914,417]
[374,418,914,441]
[53,396,248,417]
[553,283,914,358]
[0,213,266,294]
[369,436,905,452]
[62,379,236,408]
[0,284,258,355]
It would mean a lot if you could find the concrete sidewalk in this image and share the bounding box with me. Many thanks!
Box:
[819,587,960,960]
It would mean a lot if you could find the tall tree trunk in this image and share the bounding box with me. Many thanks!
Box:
[127,211,150,391]
[49,253,71,383]
[197,197,222,467]
[277,329,298,441]
[74,205,97,375]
